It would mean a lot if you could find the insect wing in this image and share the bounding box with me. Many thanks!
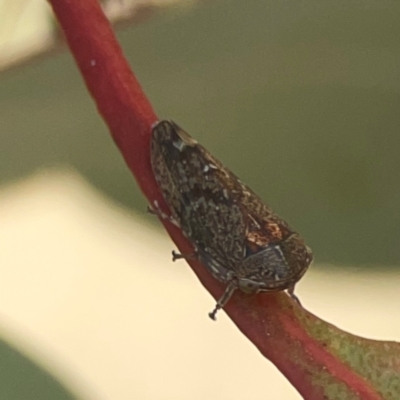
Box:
[151,121,247,276]
[151,120,313,318]
[151,121,300,264]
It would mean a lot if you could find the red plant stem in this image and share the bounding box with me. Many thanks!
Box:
[48,0,221,333]
[50,0,157,198]
[49,1,385,399]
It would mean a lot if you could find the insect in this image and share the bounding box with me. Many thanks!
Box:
[150,120,313,320]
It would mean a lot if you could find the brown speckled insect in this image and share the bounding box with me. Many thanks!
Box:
[150,120,313,320]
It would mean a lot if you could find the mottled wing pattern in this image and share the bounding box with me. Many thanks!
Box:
[151,120,312,304]
[183,131,311,284]
[151,120,248,280]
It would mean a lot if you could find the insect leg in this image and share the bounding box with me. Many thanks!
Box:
[171,250,197,262]
[287,285,302,306]
[208,280,238,321]
[147,201,179,227]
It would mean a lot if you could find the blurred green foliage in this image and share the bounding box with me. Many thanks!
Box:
[0,336,78,399]
[1,0,400,267]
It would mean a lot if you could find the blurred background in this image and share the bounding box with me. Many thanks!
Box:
[0,0,399,399]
